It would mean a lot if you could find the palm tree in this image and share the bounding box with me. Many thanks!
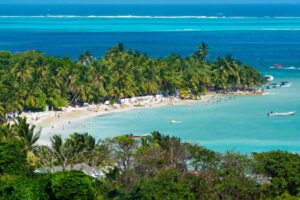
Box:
[194,42,209,63]
[33,145,55,168]
[64,133,97,164]
[107,43,124,56]
[0,44,262,115]
[50,134,63,156]
[50,134,70,169]
[50,133,97,169]
[13,117,40,151]
[12,62,31,84]
[199,42,209,60]
[78,51,94,66]
[0,123,13,141]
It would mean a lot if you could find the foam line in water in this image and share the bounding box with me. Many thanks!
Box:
[270,66,300,70]
[0,15,232,19]
[1,15,300,19]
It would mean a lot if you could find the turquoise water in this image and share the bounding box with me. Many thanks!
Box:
[58,71,300,153]
[2,17,300,32]
[1,5,300,152]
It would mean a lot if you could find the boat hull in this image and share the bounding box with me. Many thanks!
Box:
[268,112,296,117]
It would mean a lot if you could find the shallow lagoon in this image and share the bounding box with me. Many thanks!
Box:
[60,71,300,153]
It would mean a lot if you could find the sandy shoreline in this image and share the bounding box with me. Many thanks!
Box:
[22,92,261,145]
[34,96,204,130]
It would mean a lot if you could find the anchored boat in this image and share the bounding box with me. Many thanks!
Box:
[170,120,182,124]
[280,81,292,88]
[266,83,280,89]
[264,75,274,82]
[272,64,282,69]
[268,111,296,117]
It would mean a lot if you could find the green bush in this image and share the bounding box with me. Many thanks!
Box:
[253,151,300,197]
[128,169,195,200]
[50,171,96,200]
[0,140,29,176]
[0,175,50,200]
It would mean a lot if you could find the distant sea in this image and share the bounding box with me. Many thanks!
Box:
[2,4,300,153]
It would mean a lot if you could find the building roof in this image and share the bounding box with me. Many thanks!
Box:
[35,163,106,178]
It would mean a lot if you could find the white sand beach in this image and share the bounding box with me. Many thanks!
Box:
[21,92,262,145]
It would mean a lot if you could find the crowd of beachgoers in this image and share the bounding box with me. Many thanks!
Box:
[17,90,263,142]
[23,94,169,124]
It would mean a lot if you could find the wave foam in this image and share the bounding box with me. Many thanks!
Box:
[1,15,300,19]
[270,66,300,70]
[190,139,300,146]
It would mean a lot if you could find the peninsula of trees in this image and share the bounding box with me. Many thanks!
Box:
[0,43,262,117]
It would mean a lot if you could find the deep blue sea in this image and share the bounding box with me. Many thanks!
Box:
[2,5,300,152]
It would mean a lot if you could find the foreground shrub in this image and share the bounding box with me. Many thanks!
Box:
[50,171,96,200]
[128,169,195,200]
[0,140,29,176]
[0,175,49,200]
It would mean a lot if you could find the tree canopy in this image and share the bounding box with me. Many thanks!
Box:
[0,44,275,199]
[0,43,262,116]
[0,124,300,199]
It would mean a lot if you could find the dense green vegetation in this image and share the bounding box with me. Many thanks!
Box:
[0,43,262,116]
[0,118,300,200]
[0,45,284,199]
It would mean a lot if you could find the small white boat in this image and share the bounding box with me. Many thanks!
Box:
[268,111,296,117]
[273,64,282,69]
[170,120,181,124]
[266,83,280,89]
[264,75,274,82]
[280,81,292,88]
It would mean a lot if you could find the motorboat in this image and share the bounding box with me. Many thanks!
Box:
[263,75,274,82]
[273,64,282,69]
[268,111,296,117]
[170,120,181,124]
[266,83,280,89]
[280,81,292,88]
